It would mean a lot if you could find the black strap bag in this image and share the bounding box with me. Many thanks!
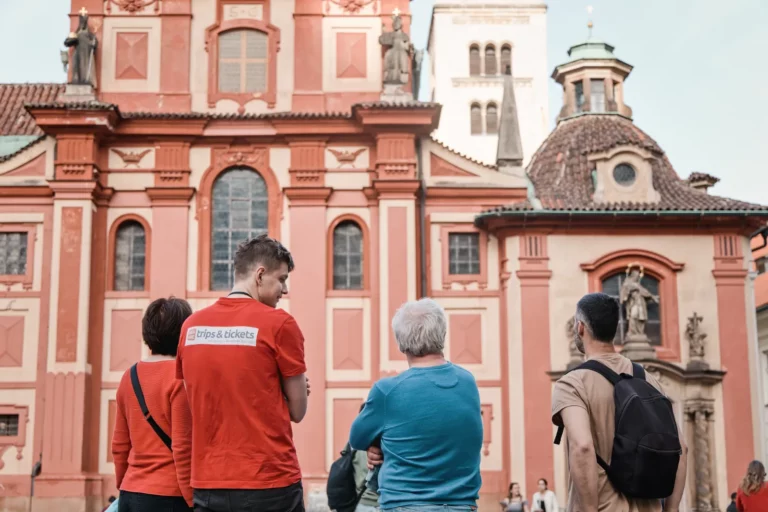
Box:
[326,443,366,512]
[130,363,172,451]
[554,360,681,500]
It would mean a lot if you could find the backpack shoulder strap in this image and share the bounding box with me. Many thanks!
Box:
[553,360,621,446]
[130,363,172,452]
[632,362,646,380]
[576,360,622,385]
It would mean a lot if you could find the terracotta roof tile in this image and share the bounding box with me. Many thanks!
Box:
[0,84,65,136]
[494,114,768,214]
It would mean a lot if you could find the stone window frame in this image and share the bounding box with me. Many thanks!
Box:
[107,215,151,296]
[195,147,282,294]
[441,224,488,290]
[485,102,499,134]
[469,43,481,76]
[581,248,684,361]
[0,404,28,470]
[588,145,660,204]
[326,214,370,298]
[0,224,36,290]
[205,1,280,112]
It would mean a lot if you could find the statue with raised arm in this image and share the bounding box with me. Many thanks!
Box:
[64,8,98,86]
[379,9,413,85]
[620,264,659,341]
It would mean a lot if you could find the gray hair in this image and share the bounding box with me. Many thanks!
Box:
[391,298,446,357]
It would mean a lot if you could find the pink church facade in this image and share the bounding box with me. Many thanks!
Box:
[0,1,767,511]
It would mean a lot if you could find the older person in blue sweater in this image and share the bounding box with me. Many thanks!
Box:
[349,298,483,511]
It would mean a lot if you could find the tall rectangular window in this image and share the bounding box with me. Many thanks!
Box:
[448,233,480,275]
[574,81,585,113]
[591,79,606,113]
[218,30,268,94]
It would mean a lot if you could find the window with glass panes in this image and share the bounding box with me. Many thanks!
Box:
[574,81,585,113]
[486,103,498,134]
[114,221,146,291]
[601,272,661,345]
[590,79,606,113]
[218,29,268,94]
[0,232,27,276]
[211,168,269,290]
[448,233,480,275]
[0,414,19,437]
[332,221,363,290]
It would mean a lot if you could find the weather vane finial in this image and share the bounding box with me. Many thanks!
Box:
[586,5,594,39]
[392,6,401,18]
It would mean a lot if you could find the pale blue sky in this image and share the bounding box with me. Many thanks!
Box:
[2,1,765,204]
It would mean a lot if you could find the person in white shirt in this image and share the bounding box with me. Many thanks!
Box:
[532,478,559,512]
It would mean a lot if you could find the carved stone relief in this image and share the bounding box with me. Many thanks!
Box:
[685,398,717,512]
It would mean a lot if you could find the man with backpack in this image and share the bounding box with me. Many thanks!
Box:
[551,293,688,512]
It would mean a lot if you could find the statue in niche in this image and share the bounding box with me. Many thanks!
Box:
[566,317,584,370]
[620,264,659,341]
[64,8,98,86]
[379,8,413,85]
[686,312,709,370]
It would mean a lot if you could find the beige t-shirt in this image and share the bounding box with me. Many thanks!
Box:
[551,353,663,512]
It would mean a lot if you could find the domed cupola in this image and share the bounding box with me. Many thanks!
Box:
[552,35,633,121]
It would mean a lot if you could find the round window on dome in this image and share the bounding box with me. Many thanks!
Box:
[613,163,636,186]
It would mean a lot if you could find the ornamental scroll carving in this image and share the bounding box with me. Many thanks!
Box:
[105,0,160,13]
[685,399,716,512]
[325,0,378,14]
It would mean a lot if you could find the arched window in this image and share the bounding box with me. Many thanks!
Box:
[601,272,661,345]
[484,44,497,75]
[218,29,268,94]
[486,103,498,134]
[332,221,363,290]
[469,44,481,76]
[114,221,146,291]
[210,167,269,290]
[470,103,482,135]
[500,44,512,75]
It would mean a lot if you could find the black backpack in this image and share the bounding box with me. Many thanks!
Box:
[554,360,681,500]
[326,443,365,512]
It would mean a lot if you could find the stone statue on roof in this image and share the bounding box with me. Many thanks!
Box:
[64,8,98,87]
[379,9,413,85]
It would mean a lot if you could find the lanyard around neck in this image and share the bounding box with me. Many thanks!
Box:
[227,291,253,299]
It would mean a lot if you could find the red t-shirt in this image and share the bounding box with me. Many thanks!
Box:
[737,484,768,511]
[176,297,306,489]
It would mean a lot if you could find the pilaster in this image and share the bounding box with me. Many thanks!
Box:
[146,187,195,299]
[515,234,554,492]
[286,185,330,478]
[712,234,754,493]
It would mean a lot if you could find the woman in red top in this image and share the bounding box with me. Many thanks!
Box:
[737,460,768,511]
[112,297,194,511]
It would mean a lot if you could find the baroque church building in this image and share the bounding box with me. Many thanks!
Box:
[0,1,766,510]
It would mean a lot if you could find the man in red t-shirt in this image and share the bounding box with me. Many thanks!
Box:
[177,234,309,512]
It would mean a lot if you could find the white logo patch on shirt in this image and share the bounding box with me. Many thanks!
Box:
[185,326,258,347]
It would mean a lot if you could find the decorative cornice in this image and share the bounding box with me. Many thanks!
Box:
[145,187,195,206]
[284,187,332,205]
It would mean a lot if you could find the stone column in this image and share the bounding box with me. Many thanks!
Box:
[685,398,717,512]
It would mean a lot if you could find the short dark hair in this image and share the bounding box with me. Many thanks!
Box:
[731,492,737,500]
[142,297,193,356]
[575,293,620,343]
[234,234,294,280]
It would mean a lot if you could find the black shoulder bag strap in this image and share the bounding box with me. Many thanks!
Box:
[553,360,621,446]
[130,363,172,451]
